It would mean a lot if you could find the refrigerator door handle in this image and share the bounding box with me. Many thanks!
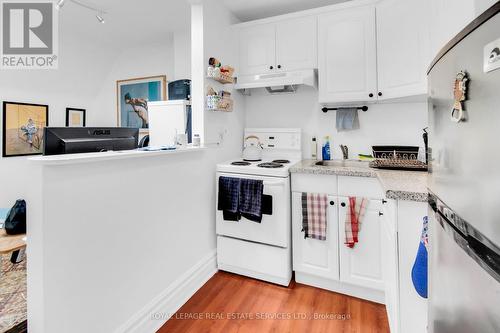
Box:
[435,210,500,283]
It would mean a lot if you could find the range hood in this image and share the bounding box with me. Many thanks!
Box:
[235,69,317,95]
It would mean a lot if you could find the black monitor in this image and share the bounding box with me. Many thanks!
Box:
[43,127,139,156]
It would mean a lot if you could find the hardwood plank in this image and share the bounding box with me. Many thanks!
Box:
[157,272,389,333]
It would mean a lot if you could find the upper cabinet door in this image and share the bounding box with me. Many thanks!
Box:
[376,0,431,100]
[239,24,276,76]
[318,6,377,104]
[275,16,317,71]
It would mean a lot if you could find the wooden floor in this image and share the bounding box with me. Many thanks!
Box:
[158,272,389,333]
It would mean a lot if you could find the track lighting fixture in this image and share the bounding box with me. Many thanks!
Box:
[55,0,66,10]
[57,0,107,24]
[96,13,105,24]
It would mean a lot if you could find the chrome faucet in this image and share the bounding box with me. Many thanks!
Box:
[340,145,349,160]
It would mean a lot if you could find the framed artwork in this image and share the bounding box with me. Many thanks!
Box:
[2,101,49,157]
[116,75,167,131]
[66,108,86,127]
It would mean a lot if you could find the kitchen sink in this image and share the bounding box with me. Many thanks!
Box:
[315,160,370,168]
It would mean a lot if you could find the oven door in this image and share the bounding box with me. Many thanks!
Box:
[216,172,290,248]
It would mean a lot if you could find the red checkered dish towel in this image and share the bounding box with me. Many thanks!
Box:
[345,197,368,248]
[301,193,328,240]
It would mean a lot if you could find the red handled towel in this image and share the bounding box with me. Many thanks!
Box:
[344,197,367,248]
[301,193,328,240]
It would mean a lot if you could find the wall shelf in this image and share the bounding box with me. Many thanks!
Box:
[206,69,235,84]
[205,96,233,112]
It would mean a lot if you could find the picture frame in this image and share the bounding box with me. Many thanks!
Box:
[66,108,86,127]
[2,101,49,157]
[116,75,167,132]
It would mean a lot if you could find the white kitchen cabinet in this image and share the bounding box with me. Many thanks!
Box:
[292,193,339,280]
[275,16,317,72]
[239,24,276,75]
[381,199,399,333]
[338,197,384,291]
[292,173,385,303]
[238,17,317,76]
[318,6,378,104]
[376,0,431,100]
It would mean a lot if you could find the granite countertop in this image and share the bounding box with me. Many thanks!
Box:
[290,160,428,202]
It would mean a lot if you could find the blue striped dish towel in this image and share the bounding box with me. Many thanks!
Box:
[239,178,264,223]
[217,177,241,221]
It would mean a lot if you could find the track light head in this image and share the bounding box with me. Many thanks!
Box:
[96,13,105,24]
[56,0,66,10]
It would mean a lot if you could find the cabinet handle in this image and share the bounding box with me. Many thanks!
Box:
[369,93,374,98]
[379,212,384,216]
[330,201,335,206]
[269,66,274,70]
[378,92,383,97]
[277,65,282,69]
[341,202,346,207]
[382,199,387,204]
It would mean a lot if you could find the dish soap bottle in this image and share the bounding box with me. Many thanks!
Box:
[322,136,331,161]
[311,136,317,160]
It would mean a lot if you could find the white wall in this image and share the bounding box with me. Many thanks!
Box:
[0,31,189,208]
[29,152,218,333]
[91,36,176,127]
[202,0,244,162]
[25,1,245,331]
[244,87,428,159]
[173,29,192,80]
[0,39,118,207]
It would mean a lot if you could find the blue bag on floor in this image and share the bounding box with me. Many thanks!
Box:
[411,216,428,298]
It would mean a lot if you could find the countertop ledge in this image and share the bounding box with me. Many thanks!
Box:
[290,160,428,202]
[29,146,208,165]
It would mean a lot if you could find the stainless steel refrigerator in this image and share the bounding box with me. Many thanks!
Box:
[427,4,500,333]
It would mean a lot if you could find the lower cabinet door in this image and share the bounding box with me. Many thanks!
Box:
[338,197,384,290]
[292,192,340,280]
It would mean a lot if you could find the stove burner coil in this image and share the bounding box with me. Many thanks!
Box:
[257,162,284,168]
[231,161,252,166]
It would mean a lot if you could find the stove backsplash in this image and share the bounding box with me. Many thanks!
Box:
[244,89,427,160]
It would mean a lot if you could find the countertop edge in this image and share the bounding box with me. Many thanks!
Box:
[28,146,209,166]
[290,161,428,202]
[385,190,428,203]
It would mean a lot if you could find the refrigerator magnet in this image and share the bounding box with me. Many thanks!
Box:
[451,71,468,123]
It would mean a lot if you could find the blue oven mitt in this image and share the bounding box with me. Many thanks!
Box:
[411,216,428,298]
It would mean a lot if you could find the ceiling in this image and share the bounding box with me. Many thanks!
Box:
[222,0,352,22]
[59,0,191,47]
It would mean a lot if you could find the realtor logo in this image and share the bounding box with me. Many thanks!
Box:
[1,0,58,69]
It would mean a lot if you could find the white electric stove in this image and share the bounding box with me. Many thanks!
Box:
[216,128,301,286]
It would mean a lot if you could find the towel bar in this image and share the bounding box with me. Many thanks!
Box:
[322,106,368,113]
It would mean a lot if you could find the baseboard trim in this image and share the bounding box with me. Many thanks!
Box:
[295,272,385,304]
[115,250,217,333]
[218,263,292,287]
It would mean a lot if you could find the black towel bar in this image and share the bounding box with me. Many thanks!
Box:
[322,106,368,113]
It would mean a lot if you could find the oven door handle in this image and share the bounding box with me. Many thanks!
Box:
[263,180,286,186]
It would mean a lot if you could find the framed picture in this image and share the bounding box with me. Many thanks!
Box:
[66,108,86,127]
[2,101,49,157]
[116,75,167,131]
